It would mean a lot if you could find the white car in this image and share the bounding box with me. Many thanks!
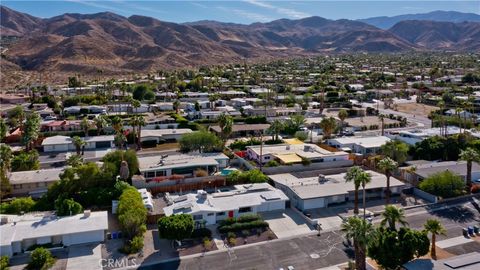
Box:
[44,115,57,120]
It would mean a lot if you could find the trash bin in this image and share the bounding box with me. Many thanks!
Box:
[474,225,479,234]
[112,232,117,239]
[462,228,469,237]
[468,226,474,236]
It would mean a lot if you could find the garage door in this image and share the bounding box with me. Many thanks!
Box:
[95,141,111,148]
[303,198,325,209]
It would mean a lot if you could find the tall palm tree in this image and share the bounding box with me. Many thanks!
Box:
[131,99,141,114]
[111,116,123,134]
[377,157,398,205]
[380,205,408,230]
[341,217,373,270]
[22,112,41,151]
[173,100,181,114]
[72,136,85,155]
[424,218,446,259]
[378,114,385,136]
[80,117,90,137]
[136,115,145,150]
[217,113,233,142]
[338,109,348,134]
[208,94,219,110]
[94,115,109,136]
[267,119,284,141]
[459,147,480,191]
[380,140,409,165]
[345,166,371,215]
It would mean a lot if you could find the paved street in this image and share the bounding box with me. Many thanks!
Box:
[139,197,480,270]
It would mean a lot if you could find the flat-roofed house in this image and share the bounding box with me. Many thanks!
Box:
[327,136,391,155]
[210,124,270,138]
[246,143,350,165]
[0,211,108,257]
[42,135,114,152]
[138,153,229,180]
[163,183,288,225]
[140,129,192,143]
[8,168,64,198]
[270,170,405,210]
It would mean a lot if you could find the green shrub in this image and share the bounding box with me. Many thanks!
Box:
[218,220,269,233]
[27,247,55,270]
[265,160,280,167]
[0,256,9,270]
[419,171,465,198]
[237,214,261,223]
[191,228,212,238]
[0,197,36,214]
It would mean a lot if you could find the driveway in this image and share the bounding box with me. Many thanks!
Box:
[67,243,103,270]
[261,209,314,238]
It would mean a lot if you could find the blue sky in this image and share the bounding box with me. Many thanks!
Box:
[3,1,479,24]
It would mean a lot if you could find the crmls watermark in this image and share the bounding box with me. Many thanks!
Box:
[99,258,138,269]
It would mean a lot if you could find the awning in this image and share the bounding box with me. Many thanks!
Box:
[274,153,302,164]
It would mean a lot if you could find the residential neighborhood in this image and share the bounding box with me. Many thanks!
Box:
[1,3,480,270]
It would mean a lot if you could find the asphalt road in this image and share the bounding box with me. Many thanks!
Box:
[141,197,480,270]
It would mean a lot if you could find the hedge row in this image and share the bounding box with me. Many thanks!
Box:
[191,228,212,238]
[218,220,269,233]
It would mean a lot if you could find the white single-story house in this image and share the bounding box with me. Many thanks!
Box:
[0,211,108,257]
[163,183,288,225]
[327,136,391,155]
[42,135,114,152]
[140,129,192,143]
[138,153,230,180]
[270,170,405,210]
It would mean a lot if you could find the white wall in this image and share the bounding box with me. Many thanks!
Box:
[302,197,325,210]
[62,230,105,246]
[44,144,70,152]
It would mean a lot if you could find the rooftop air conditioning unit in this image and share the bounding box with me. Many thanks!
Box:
[286,145,291,150]
[83,210,91,218]
[318,174,326,184]
[0,216,9,225]
[304,145,311,152]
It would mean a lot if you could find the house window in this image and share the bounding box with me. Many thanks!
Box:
[264,156,270,160]
[156,171,166,177]
[217,212,225,216]
[145,171,155,178]
[239,207,251,213]
[13,184,22,190]
[207,213,214,216]
[193,214,203,220]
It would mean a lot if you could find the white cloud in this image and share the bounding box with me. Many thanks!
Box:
[217,6,273,22]
[245,0,310,19]
[66,0,129,14]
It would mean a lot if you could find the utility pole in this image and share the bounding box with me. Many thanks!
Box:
[259,130,264,172]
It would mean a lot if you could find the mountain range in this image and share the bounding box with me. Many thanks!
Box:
[1,6,480,79]
[359,10,480,29]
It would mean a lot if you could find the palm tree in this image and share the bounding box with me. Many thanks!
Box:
[378,114,385,136]
[173,100,181,114]
[0,118,7,141]
[80,117,90,137]
[338,109,348,133]
[319,117,337,141]
[66,154,84,167]
[111,116,123,134]
[437,100,446,137]
[341,217,373,270]
[459,147,480,191]
[94,115,109,136]
[136,115,145,150]
[380,205,408,230]
[267,119,284,141]
[208,94,219,110]
[72,136,85,155]
[345,166,371,215]
[424,218,446,259]
[22,112,41,151]
[218,113,233,142]
[377,157,398,205]
[131,99,141,114]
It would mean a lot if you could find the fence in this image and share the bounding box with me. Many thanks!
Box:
[412,187,438,203]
